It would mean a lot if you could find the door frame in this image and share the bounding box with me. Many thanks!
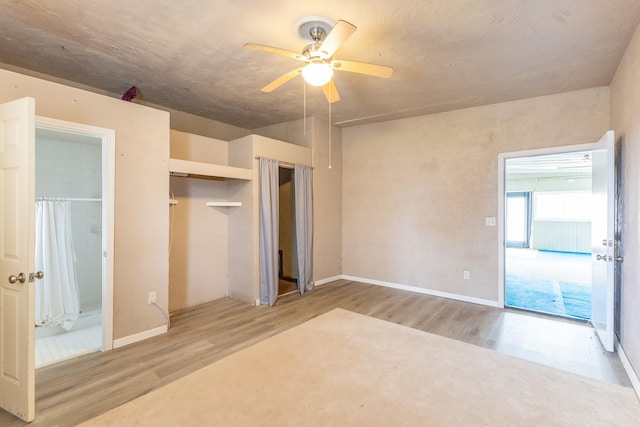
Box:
[498,142,599,307]
[35,116,115,351]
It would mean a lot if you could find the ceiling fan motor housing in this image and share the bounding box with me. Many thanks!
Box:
[303,43,330,61]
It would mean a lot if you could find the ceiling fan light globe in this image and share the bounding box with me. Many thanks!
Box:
[302,63,333,86]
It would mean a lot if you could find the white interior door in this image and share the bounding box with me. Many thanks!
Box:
[591,130,616,352]
[0,97,36,421]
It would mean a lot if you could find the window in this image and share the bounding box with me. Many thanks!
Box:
[506,192,531,248]
[534,191,591,221]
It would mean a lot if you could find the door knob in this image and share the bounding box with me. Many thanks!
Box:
[29,271,44,282]
[8,272,26,284]
[595,254,608,261]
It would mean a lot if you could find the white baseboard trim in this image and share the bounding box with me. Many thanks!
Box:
[314,275,343,287]
[342,275,503,308]
[113,324,168,349]
[617,339,640,400]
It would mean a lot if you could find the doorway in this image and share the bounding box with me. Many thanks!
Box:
[278,166,297,295]
[502,149,593,320]
[33,119,114,367]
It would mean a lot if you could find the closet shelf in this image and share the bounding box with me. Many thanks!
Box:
[206,202,242,207]
[169,158,252,181]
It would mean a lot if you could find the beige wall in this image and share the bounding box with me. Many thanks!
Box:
[342,87,609,301]
[170,129,228,163]
[0,68,170,339]
[254,116,343,283]
[168,109,250,142]
[610,21,640,382]
[311,117,343,282]
[227,137,255,302]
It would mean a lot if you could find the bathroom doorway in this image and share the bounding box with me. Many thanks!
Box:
[34,119,114,367]
[278,166,298,295]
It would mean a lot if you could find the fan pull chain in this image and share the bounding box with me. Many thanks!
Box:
[328,84,332,170]
[303,80,307,136]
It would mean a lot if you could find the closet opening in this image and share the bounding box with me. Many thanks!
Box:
[258,155,312,306]
[278,166,298,296]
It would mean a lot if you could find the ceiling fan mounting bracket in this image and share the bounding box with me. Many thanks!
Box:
[295,16,336,43]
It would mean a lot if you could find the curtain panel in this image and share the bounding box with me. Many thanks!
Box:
[259,158,280,306]
[294,164,313,293]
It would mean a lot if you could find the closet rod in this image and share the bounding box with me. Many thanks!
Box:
[36,197,102,202]
[254,156,313,169]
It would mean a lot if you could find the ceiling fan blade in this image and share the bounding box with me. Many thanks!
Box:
[322,80,340,103]
[261,68,302,93]
[318,20,357,57]
[332,59,393,78]
[243,43,307,62]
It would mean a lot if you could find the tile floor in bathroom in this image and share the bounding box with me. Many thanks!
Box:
[35,317,102,368]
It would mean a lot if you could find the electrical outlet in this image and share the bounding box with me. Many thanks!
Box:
[148,291,157,305]
[463,271,471,280]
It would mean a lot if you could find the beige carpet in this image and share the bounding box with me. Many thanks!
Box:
[82,308,640,426]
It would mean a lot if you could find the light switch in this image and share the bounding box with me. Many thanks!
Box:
[485,217,496,226]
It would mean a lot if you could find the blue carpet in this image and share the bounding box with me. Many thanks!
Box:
[505,274,591,319]
[558,281,592,320]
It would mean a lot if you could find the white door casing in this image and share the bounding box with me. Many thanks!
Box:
[591,130,616,352]
[0,97,35,421]
[499,135,618,349]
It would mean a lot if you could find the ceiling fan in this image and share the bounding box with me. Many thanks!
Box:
[243,16,393,103]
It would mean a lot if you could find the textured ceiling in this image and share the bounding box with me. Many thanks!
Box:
[1,0,639,130]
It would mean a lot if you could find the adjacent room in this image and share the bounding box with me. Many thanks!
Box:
[504,150,594,320]
[1,1,640,425]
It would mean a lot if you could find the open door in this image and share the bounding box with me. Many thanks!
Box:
[0,97,36,421]
[591,130,616,352]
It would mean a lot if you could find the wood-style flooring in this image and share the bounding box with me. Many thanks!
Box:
[278,278,298,295]
[0,279,632,426]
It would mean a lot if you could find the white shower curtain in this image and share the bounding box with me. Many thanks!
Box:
[35,200,80,331]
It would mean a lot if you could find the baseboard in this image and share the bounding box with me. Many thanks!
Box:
[341,275,503,308]
[314,275,343,287]
[113,324,168,349]
[617,339,640,400]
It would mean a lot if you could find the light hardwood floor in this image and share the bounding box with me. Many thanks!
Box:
[0,279,632,426]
